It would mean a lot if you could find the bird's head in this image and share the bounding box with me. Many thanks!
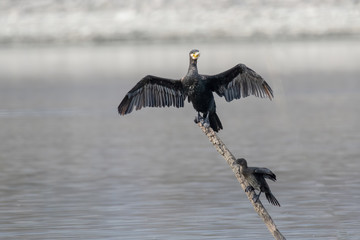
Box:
[235,158,248,167]
[189,49,200,60]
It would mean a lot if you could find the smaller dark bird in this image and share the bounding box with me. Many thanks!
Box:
[235,158,280,207]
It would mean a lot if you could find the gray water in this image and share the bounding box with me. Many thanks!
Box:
[0,41,359,239]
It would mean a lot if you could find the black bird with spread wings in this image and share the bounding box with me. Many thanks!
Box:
[118,49,273,132]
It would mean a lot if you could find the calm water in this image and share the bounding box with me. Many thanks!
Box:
[0,41,359,239]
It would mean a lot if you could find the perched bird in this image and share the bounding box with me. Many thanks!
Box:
[235,158,280,207]
[118,49,273,132]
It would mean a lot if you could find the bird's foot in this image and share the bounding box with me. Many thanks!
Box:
[202,119,210,128]
[245,186,260,203]
[252,191,261,203]
[194,113,211,128]
[194,113,203,124]
[245,186,254,193]
[252,194,260,203]
[202,113,210,128]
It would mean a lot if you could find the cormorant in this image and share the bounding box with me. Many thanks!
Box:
[235,158,280,207]
[118,49,273,131]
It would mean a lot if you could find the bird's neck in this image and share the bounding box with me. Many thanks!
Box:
[187,60,198,75]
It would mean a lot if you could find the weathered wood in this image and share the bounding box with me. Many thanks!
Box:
[197,123,286,240]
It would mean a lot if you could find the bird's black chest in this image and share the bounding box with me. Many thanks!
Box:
[185,77,214,113]
[187,79,205,96]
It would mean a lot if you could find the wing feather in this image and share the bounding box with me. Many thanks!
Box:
[118,75,186,115]
[254,168,277,182]
[207,64,273,102]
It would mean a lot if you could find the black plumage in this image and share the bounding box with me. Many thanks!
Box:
[118,49,273,131]
[235,158,280,207]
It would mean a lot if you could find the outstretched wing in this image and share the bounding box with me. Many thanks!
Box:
[118,75,186,115]
[254,168,277,182]
[206,64,273,102]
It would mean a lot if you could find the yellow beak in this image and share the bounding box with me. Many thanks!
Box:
[191,52,200,59]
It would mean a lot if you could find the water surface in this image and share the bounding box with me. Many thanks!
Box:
[0,41,359,239]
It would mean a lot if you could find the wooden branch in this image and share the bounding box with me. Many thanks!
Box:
[197,123,286,240]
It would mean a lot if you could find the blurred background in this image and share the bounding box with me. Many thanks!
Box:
[1,0,360,43]
[1,1,360,239]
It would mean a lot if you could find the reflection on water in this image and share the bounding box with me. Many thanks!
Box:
[0,41,359,239]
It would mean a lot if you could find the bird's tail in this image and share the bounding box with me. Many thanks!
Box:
[265,192,280,207]
[209,112,223,132]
